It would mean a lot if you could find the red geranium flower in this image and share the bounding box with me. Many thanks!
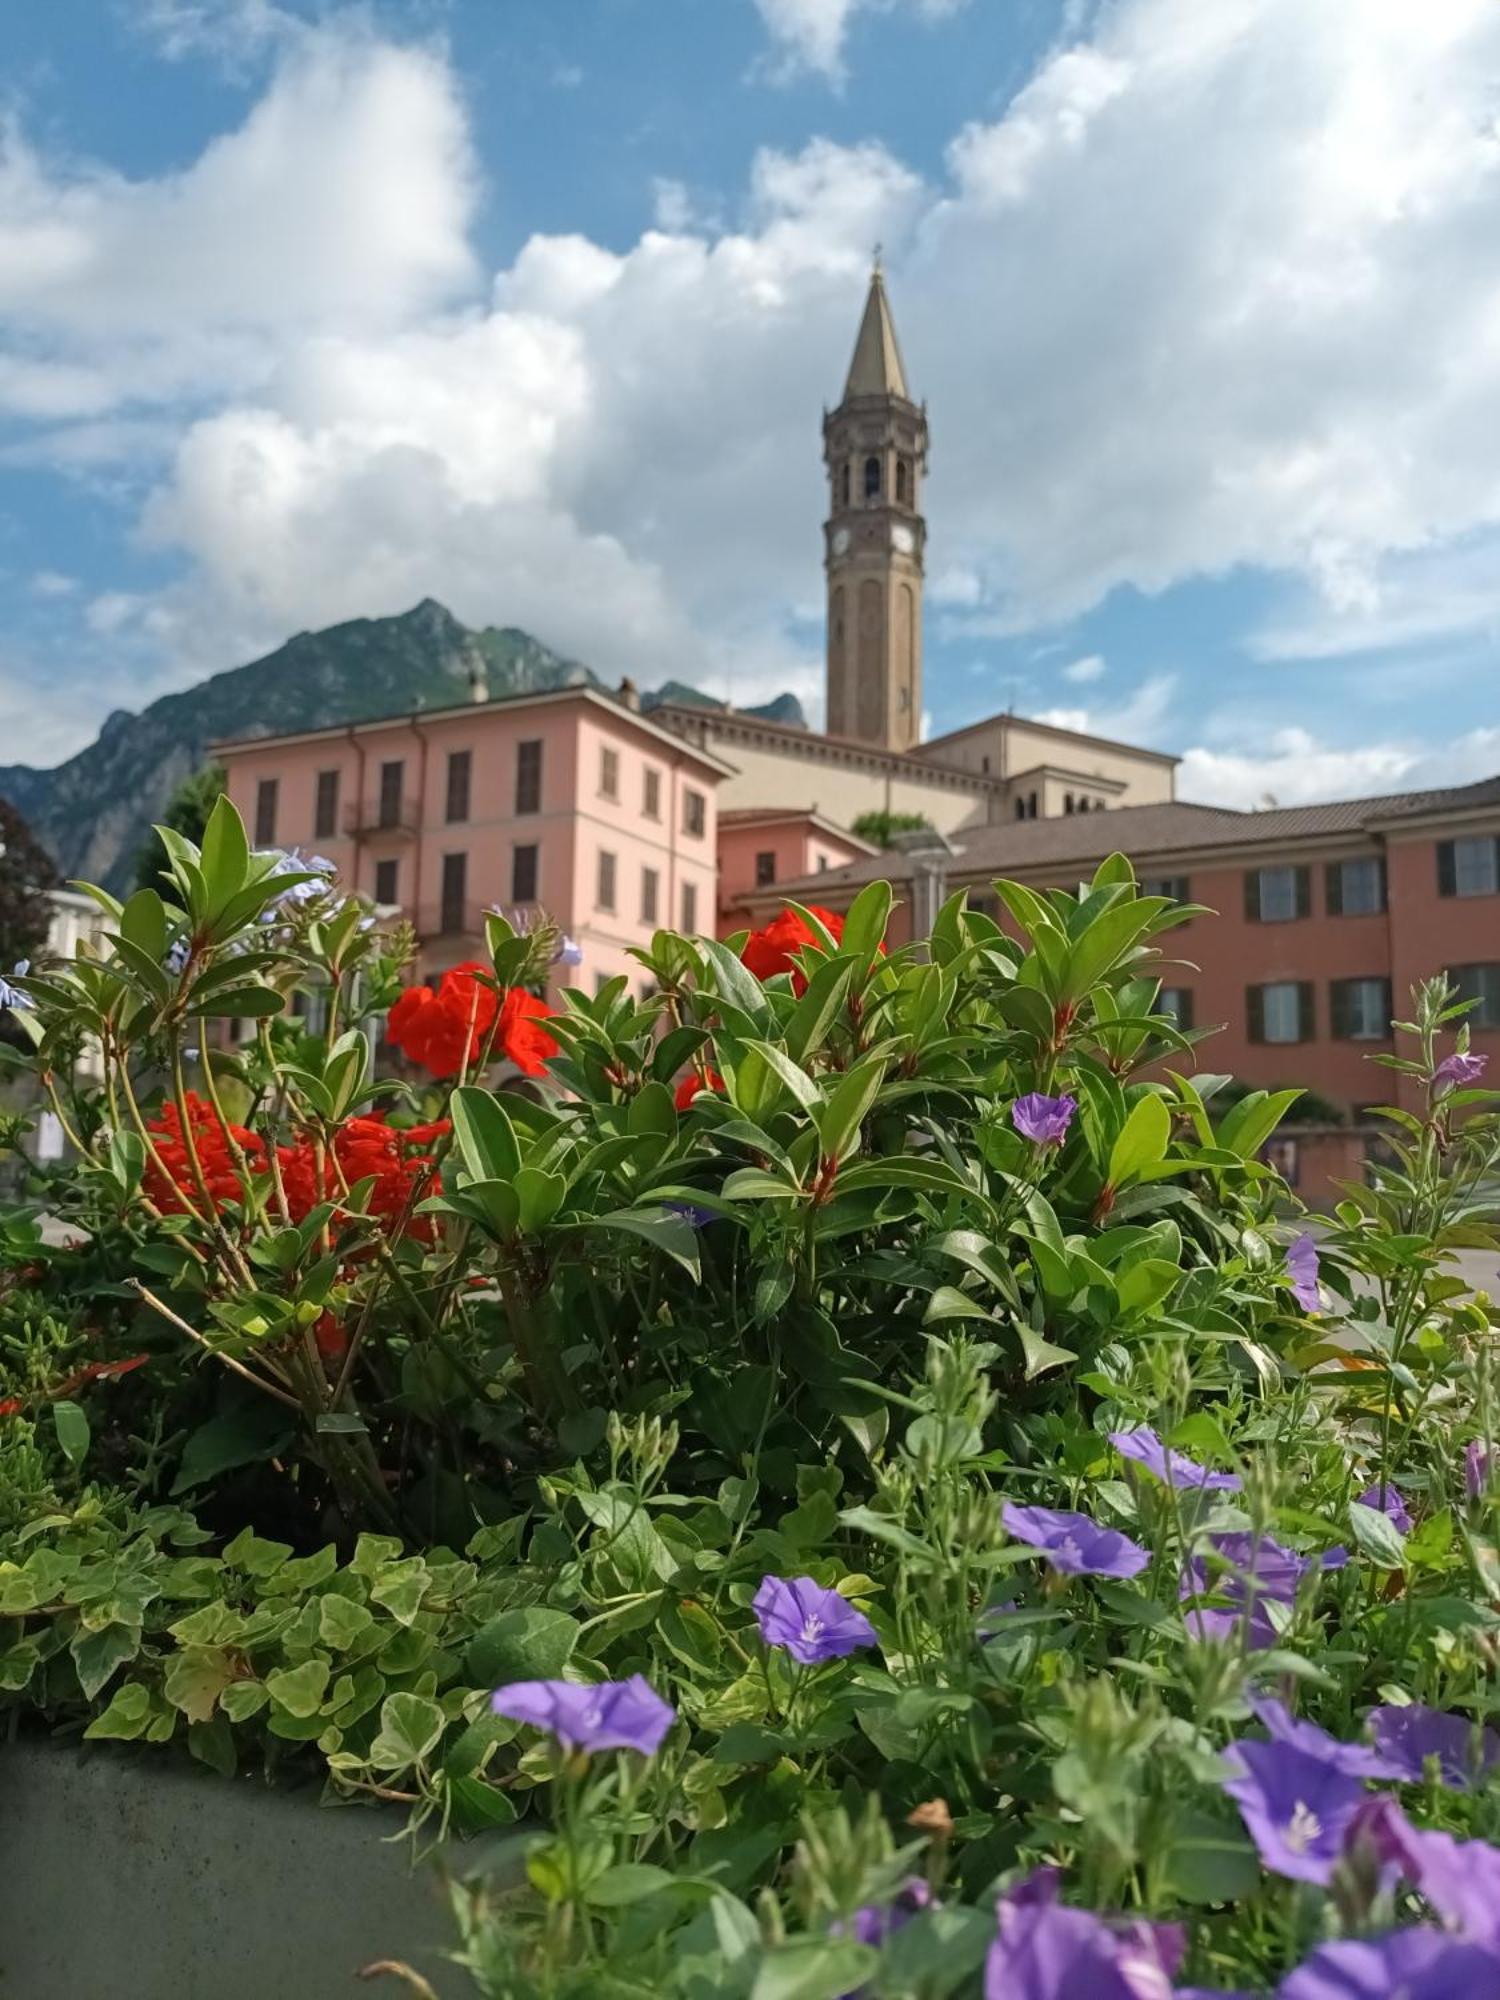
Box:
[387,961,500,1078]
[674,1067,725,1110]
[740,905,855,993]
[145,1092,267,1215]
[497,988,559,1078]
[280,1114,452,1243]
[0,1397,22,1418]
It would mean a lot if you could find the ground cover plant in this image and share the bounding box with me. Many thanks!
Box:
[0,797,1497,1998]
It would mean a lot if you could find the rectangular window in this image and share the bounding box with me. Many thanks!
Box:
[378,759,404,830]
[441,851,467,933]
[254,777,278,846]
[1143,875,1190,904]
[642,767,661,819]
[1452,962,1500,1029]
[1438,836,1500,898]
[600,745,619,800]
[1326,855,1386,916]
[755,850,776,887]
[1249,980,1313,1045]
[374,857,399,906]
[511,843,538,903]
[681,880,698,933]
[1155,987,1195,1029]
[683,787,706,839]
[515,739,543,815]
[597,849,617,912]
[817,854,830,873]
[1330,975,1391,1041]
[314,769,340,841]
[1245,865,1309,923]
[445,749,472,825]
[640,866,659,925]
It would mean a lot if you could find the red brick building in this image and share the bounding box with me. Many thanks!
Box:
[752,775,1500,1123]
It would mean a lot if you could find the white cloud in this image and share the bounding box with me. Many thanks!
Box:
[752,0,970,84]
[29,569,77,597]
[1035,674,1177,744]
[1061,653,1106,683]
[1177,725,1500,811]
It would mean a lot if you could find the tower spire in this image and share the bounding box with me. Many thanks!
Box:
[843,260,910,401]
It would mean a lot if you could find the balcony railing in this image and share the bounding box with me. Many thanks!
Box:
[343,797,421,840]
[416,900,489,943]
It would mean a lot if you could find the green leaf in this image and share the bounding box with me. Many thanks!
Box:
[1017,1325,1077,1380]
[369,1557,431,1625]
[465,1606,581,1686]
[750,1940,879,2000]
[163,1646,235,1724]
[1163,1810,1262,1903]
[1406,1507,1453,1570]
[1107,1093,1171,1189]
[813,1059,886,1164]
[583,1863,678,1907]
[84,1680,154,1741]
[370,1691,446,1770]
[199,794,250,913]
[449,1085,521,1183]
[318,1594,375,1650]
[70,1620,141,1700]
[839,879,893,964]
[171,1398,295,1496]
[52,1399,90,1470]
[1347,1500,1407,1570]
[785,958,855,1066]
[742,1040,821,1112]
[189,984,285,1018]
[627,1080,677,1137]
[118,888,169,962]
[265,1658,331,1719]
[589,1207,701,1278]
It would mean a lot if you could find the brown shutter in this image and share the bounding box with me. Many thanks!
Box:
[1325,861,1343,916]
[1247,985,1265,1044]
[1298,981,1316,1042]
[1377,978,1393,1035]
[1244,871,1261,922]
[1295,867,1312,918]
[1437,841,1457,896]
[1330,980,1348,1040]
[1376,856,1388,913]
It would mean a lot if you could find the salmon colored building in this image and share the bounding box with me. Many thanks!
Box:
[214,684,732,1001]
[716,808,878,936]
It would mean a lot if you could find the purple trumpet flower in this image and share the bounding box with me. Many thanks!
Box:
[490,1675,674,1756]
[1350,1797,1500,1951]
[1433,1051,1488,1091]
[1011,1093,1077,1146]
[1286,1232,1322,1311]
[1222,1737,1368,1885]
[1365,1704,1500,1791]
[1180,1534,1332,1651]
[983,1869,1187,2000]
[1246,1695,1404,1778]
[1110,1427,1242,1493]
[1358,1482,1413,1534]
[663,1200,715,1229]
[1279,1929,1500,2000]
[753,1576,877,1664]
[1466,1442,1492,1502]
[836,1878,934,1950]
[1002,1502,1149,1580]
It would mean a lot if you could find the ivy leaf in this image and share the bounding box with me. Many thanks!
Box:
[370,1692,446,1771]
[70,1620,141,1700]
[163,1645,235,1724]
[265,1657,331,1719]
[465,1607,580,1686]
[84,1680,154,1741]
[1347,1501,1407,1570]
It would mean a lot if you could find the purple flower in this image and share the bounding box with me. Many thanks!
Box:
[1002,1502,1149,1580]
[0,961,32,1011]
[1011,1093,1078,1146]
[490,1675,674,1755]
[1466,1442,1492,1503]
[984,1870,1186,2000]
[753,1576,877,1664]
[1279,1929,1500,2000]
[664,1201,715,1229]
[1351,1798,1500,1950]
[1433,1051,1488,1091]
[1366,1705,1500,1790]
[164,937,191,977]
[1222,1737,1369,1884]
[1180,1534,1321,1651]
[554,934,584,967]
[1358,1482,1413,1534]
[1287,1232,1322,1311]
[1110,1427,1243,1493]
[1246,1695,1404,1779]
[837,1878,934,1950]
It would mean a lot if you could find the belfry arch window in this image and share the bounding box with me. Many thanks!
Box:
[840,462,851,507]
[863,454,882,501]
[896,458,910,505]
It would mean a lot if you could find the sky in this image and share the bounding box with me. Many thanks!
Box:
[1,0,1499,809]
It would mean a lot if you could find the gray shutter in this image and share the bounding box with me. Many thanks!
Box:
[1325,862,1343,917]
[1247,986,1265,1044]
[1298,981,1316,1042]
[1295,867,1312,919]
[1437,841,1457,896]
[1244,872,1261,921]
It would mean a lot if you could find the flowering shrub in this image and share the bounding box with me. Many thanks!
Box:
[1,799,1498,1997]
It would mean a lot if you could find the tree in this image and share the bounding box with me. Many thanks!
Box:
[850,808,933,849]
[132,764,225,899]
[0,797,58,970]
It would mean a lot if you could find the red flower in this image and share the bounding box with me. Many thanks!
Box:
[740,906,851,993]
[387,962,500,1078]
[145,1092,267,1215]
[313,1312,349,1366]
[281,1115,452,1243]
[0,1397,21,1418]
[674,1067,725,1110]
[497,988,559,1078]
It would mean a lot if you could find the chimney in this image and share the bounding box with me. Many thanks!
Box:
[618,675,641,713]
[465,645,488,704]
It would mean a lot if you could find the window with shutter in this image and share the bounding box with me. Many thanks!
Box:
[374,858,399,906]
[1450,836,1500,897]
[683,788,706,838]
[515,740,543,815]
[641,867,659,924]
[642,768,661,819]
[1328,856,1385,916]
[1452,963,1500,1028]
[254,777,279,846]
[755,851,776,887]
[378,760,404,829]
[597,850,617,911]
[1156,987,1194,1029]
[1257,981,1303,1043]
[512,844,538,903]
[681,881,698,932]
[1247,985,1266,1044]
[440,852,467,933]
[445,750,472,825]
[1331,977,1390,1040]
[314,769,339,840]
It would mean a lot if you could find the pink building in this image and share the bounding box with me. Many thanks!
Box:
[716,808,877,936]
[214,685,732,999]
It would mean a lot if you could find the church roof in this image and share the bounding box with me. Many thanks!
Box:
[843,266,910,400]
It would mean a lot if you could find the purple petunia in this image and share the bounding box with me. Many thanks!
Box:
[1358,1482,1413,1534]
[837,1878,934,1951]
[490,1675,674,1756]
[1180,1535,1325,1651]
[1247,1695,1405,1780]
[1011,1093,1078,1146]
[1279,1928,1500,2000]
[983,1869,1187,2000]
[1110,1427,1243,1493]
[1002,1501,1150,1580]
[1351,1797,1500,1951]
[1365,1704,1500,1790]
[753,1576,877,1665]
[1433,1051,1488,1092]
[1466,1441,1493,1503]
[1286,1233,1322,1312]
[664,1200,716,1229]
[1222,1737,1369,1884]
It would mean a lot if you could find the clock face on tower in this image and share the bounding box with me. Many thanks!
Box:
[891,523,915,554]
[832,527,851,555]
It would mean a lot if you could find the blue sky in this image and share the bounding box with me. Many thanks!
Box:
[1,0,1498,807]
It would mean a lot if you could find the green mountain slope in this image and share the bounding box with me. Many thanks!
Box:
[0,600,805,892]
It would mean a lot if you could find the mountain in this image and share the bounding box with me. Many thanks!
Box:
[0,600,806,893]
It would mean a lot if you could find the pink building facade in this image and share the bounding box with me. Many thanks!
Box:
[215,687,731,1000]
[716,808,876,936]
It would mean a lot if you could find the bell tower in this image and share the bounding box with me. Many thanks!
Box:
[823,261,927,750]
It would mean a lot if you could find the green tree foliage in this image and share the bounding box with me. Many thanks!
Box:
[850,807,932,848]
[0,796,57,969]
[131,763,224,898]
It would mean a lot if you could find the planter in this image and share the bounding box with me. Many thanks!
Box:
[0,1737,467,1998]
